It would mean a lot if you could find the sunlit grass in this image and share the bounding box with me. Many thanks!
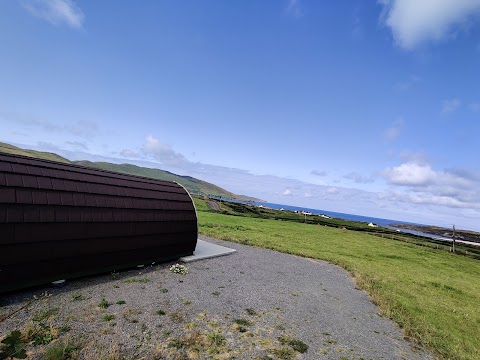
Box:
[196,200,480,360]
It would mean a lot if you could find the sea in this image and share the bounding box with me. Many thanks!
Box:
[215,198,452,241]
[249,201,419,228]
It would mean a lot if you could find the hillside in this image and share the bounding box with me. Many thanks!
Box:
[74,160,246,199]
[0,142,258,201]
[0,142,72,164]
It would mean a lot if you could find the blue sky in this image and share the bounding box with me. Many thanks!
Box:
[1,0,480,230]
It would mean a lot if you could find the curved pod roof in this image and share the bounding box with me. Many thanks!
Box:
[0,153,198,293]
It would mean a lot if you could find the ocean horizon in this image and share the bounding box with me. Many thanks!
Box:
[213,197,454,240]
[250,201,420,228]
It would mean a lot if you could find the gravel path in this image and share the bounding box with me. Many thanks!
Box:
[0,236,433,360]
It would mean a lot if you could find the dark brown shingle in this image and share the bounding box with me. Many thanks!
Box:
[0,153,197,293]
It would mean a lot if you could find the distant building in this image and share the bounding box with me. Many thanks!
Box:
[368,222,378,227]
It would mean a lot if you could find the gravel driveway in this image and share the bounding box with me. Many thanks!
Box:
[0,236,432,359]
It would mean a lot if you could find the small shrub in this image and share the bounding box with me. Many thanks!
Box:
[207,332,225,347]
[98,298,110,309]
[102,314,115,322]
[33,323,55,345]
[116,300,126,305]
[156,309,166,316]
[159,288,169,293]
[278,335,308,353]
[169,264,188,274]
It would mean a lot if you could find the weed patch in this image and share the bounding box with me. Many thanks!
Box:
[102,314,115,322]
[233,318,253,327]
[44,338,80,360]
[278,335,308,353]
[97,298,110,309]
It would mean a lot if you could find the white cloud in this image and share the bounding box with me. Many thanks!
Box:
[442,98,462,113]
[382,162,438,186]
[382,161,480,212]
[143,135,188,166]
[379,0,480,49]
[326,187,338,194]
[283,189,292,196]
[387,190,480,209]
[21,0,85,28]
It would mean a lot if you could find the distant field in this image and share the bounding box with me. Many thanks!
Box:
[195,198,480,360]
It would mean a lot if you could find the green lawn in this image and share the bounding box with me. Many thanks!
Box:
[195,199,480,360]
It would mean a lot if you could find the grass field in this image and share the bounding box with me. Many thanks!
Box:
[195,198,480,360]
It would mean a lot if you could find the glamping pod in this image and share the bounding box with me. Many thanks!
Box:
[0,153,198,293]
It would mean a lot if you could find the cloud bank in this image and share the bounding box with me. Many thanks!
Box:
[20,138,480,230]
[379,0,480,49]
[382,161,480,209]
[21,0,85,28]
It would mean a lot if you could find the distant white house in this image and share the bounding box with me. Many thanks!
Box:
[301,211,312,215]
[368,222,378,227]
[319,214,330,219]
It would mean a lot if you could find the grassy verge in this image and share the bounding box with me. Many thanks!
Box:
[195,198,480,360]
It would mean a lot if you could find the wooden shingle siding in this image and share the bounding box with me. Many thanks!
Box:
[0,153,198,293]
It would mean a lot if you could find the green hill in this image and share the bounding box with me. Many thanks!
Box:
[73,160,245,199]
[0,142,258,201]
[0,142,72,163]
